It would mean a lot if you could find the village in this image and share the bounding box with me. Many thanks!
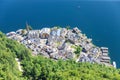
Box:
[6,26,116,68]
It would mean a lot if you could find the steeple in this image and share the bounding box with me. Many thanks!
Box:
[26,21,32,31]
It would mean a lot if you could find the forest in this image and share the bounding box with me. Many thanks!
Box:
[0,31,120,80]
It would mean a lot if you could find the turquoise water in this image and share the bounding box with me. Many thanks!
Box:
[0,0,120,68]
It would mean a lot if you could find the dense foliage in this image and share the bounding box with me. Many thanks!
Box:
[22,56,120,80]
[0,32,31,80]
[0,31,120,80]
[74,46,82,56]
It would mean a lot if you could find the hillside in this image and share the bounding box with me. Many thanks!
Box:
[0,31,120,80]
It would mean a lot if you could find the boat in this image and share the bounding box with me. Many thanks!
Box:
[113,61,117,68]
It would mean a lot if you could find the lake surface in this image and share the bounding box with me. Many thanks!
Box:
[0,0,120,68]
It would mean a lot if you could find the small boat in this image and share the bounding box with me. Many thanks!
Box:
[113,61,117,68]
[78,6,80,8]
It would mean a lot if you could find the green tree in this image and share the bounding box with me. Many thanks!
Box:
[74,46,82,57]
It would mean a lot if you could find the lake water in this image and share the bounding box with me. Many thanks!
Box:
[0,0,120,68]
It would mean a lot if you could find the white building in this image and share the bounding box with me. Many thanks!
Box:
[27,30,41,39]
[40,28,50,39]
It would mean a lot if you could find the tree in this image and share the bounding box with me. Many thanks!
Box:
[74,46,82,57]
